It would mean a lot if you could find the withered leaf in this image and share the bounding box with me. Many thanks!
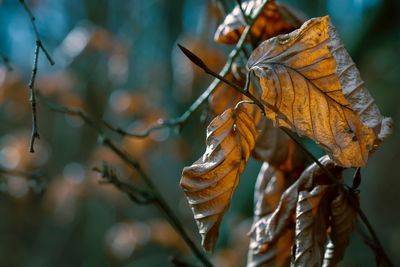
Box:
[293,185,331,267]
[253,163,288,220]
[250,155,342,250]
[247,163,295,267]
[214,0,303,45]
[252,118,306,173]
[322,191,358,267]
[180,105,257,251]
[248,16,393,167]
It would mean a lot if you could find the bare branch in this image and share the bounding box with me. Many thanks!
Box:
[19,0,55,153]
[19,0,55,65]
[94,163,155,205]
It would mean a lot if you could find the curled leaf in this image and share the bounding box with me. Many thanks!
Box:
[252,118,306,173]
[292,185,331,267]
[322,191,358,267]
[248,16,393,167]
[214,0,303,45]
[180,105,257,251]
[250,155,342,249]
[247,163,295,267]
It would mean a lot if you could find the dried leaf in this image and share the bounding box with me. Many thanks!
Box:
[214,0,303,45]
[253,163,287,220]
[180,105,257,251]
[292,185,331,267]
[322,191,358,267]
[248,16,393,167]
[250,155,342,250]
[247,163,295,267]
[248,227,293,267]
[252,119,306,173]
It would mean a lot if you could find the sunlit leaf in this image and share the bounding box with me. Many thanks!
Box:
[180,104,257,251]
[293,185,331,267]
[248,16,393,167]
[214,0,303,45]
[322,191,358,267]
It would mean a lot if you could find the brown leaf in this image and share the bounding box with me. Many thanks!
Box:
[250,155,342,250]
[214,0,303,45]
[292,185,331,267]
[247,163,295,267]
[248,16,393,167]
[253,163,287,220]
[322,191,358,267]
[180,104,257,251]
[252,118,306,173]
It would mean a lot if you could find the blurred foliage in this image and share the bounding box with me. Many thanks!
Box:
[0,0,399,266]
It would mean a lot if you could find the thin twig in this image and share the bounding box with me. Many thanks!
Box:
[169,256,201,267]
[94,163,155,205]
[235,0,251,25]
[28,44,40,153]
[19,0,55,153]
[0,167,33,178]
[48,104,213,267]
[19,0,55,65]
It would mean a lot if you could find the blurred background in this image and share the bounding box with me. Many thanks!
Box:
[0,0,399,266]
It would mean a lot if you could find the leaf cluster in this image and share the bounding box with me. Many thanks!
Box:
[180,1,393,266]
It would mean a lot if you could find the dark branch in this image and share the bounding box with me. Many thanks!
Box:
[19,0,55,153]
[19,0,55,65]
[169,256,201,267]
[94,163,155,205]
[352,167,361,191]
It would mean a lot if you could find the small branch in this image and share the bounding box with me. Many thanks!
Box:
[102,119,179,138]
[94,163,155,205]
[353,197,394,267]
[169,256,201,267]
[351,167,361,191]
[0,53,13,71]
[235,0,251,25]
[0,167,33,178]
[19,0,55,65]
[19,0,55,153]
[28,44,40,153]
